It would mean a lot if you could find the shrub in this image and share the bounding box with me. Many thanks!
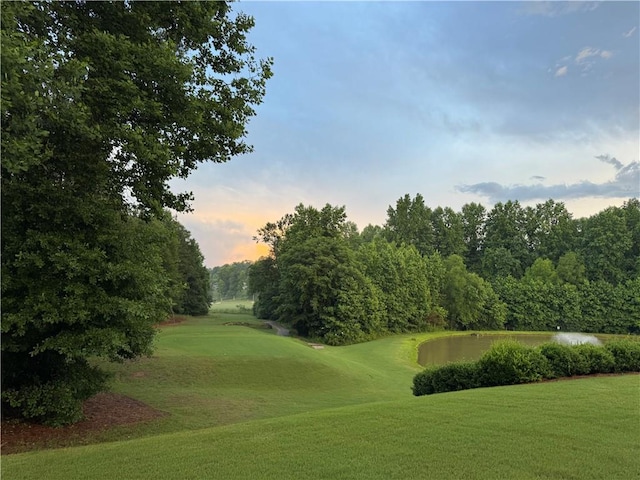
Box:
[573,344,615,374]
[413,366,438,396]
[605,339,640,372]
[538,342,587,378]
[1,355,109,426]
[412,362,480,396]
[477,340,551,387]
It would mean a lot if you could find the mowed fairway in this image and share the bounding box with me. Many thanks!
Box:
[3,305,639,479]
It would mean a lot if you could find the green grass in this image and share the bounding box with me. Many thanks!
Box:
[4,376,638,479]
[3,313,639,479]
[208,299,255,313]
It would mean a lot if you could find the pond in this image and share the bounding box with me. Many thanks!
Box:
[417,333,602,366]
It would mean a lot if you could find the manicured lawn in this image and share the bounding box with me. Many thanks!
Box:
[3,376,638,479]
[2,310,638,479]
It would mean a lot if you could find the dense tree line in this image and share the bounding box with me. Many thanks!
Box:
[163,215,213,316]
[210,261,252,301]
[1,1,270,425]
[249,197,639,345]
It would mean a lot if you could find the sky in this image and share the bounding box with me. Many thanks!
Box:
[170,1,639,268]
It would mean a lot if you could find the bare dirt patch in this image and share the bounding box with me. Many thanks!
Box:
[1,392,168,455]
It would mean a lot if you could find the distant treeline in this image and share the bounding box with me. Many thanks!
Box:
[209,261,252,301]
[246,197,640,345]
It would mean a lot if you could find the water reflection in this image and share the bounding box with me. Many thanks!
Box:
[417,334,554,366]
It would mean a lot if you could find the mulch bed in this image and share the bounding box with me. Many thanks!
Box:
[156,315,188,327]
[1,392,168,455]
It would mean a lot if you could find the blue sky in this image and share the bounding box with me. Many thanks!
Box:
[171,1,639,267]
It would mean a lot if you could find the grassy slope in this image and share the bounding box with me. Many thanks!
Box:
[3,304,639,478]
[4,376,638,479]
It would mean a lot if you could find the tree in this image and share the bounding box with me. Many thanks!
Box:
[621,198,640,278]
[173,222,211,315]
[155,212,211,315]
[484,200,530,274]
[357,239,436,333]
[432,206,466,258]
[442,255,506,330]
[556,251,587,286]
[384,193,435,255]
[277,236,383,344]
[530,200,577,261]
[523,258,558,285]
[248,257,280,319]
[1,1,271,425]
[360,224,384,243]
[210,261,252,301]
[460,202,486,274]
[579,206,632,284]
[481,247,522,280]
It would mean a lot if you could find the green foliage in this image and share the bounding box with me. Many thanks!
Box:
[529,200,578,261]
[413,339,638,398]
[442,255,506,330]
[251,196,640,345]
[431,206,466,257]
[357,240,436,333]
[621,198,640,277]
[383,193,434,255]
[477,340,551,386]
[210,261,252,301]
[523,258,558,284]
[537,342,587,378]
[556,251,587,286]
[461,202,486,273]
[248,257,280,320]
[605,339,640,372]
[161,216,211,316]
[412,361,480,395]
[495,277,583,332]
[573,344,615,374]
[1,1,270,424]
[277,235,382,344]
[1,355,110,426]
[483,201,530,277]
[580,206,633,284]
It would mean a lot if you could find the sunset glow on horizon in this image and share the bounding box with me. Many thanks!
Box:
[175,1,638,268]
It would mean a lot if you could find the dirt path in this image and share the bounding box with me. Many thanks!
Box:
[264,321,290,336]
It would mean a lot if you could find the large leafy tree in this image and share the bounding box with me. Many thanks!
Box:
[357,239,437,333]
[529,200,577,261]
[171,220,212,316]
[460,202,486,274]
[579,206,632,284]
[1,1,271,424]
[211,261,252,302]
[384,193,435,255]
[484,200,530,275]
[431,206,466,258]
[441,255,506,330]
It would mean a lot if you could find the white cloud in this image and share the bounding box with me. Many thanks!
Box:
[575,47,613,63]
[623,26,637,38]
[575,47,599,63]
[555,65,568,77]
[519,2,599,17]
